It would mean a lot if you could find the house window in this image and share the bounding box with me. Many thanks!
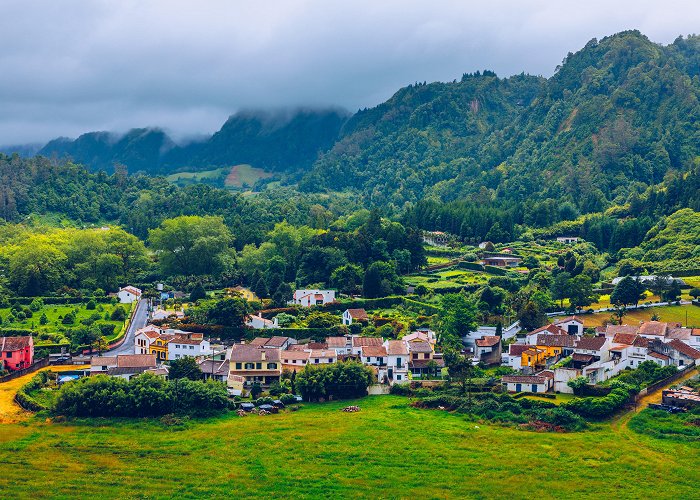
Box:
[244,363,254,370]
[397,375,402,381]
[315,359,319,363]
[377,357,384,365]
[412,353,418,360]
[267,363,277,369]
[256,363,262,369]
[236,363,242,369]
[189,346,194,350]
[6,352,12,358]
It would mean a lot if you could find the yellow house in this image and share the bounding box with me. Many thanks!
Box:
[149,336,169,361]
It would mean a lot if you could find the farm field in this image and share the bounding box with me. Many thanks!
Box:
[0,395,698,498]
[556,304,700,328]
[0,302,131,344]
[165,164,274,190]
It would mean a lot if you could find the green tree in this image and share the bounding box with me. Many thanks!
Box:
[568,275,598,312]
[169,357,203,381]
[550,272,571,308]
[517,301,547,331]
[330,264,364,296]
[110,306,126,321]
[438,292,478,349]
[363,261,401,298]
[189,283,207,302]
[148,216,233,276]
[610,276,645,308]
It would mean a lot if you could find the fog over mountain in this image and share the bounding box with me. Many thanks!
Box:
[0,0,699,146]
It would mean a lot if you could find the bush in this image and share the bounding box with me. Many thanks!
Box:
[296,362,375,402]
[86,300,96,310]
[255,397,274,406]
[279,394,297,405]
[110,306,127,321]
[61,313,75,325]
[54,373,229,418]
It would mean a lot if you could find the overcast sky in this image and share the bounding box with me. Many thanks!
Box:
[0,0,698,146]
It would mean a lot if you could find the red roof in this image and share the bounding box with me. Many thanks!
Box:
[639,321,668,336]
[668,339,700,360]
[0,336,32,352]
[536,334,577,348]
[509,344,530,356]
[529,324,568,336]
[345,308,369,320]
[648,351,670,361]
[352,337,383,348]
[612,333,638,345]
[361,346,388,357]
[575,337,606,351]
[476,336,501,347]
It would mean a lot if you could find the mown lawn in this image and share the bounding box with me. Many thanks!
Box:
[556,304,700,328]
[0,395,698,498]
[0,302,131,343]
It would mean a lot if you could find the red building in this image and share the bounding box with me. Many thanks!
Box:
[1,336,34,371]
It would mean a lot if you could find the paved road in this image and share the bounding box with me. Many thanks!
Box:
[547,300,692,317]
[103,299,149,356]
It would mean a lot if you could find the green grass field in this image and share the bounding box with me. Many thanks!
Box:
[165,164,274,190]
[0,395,697,498]
[0,302,131,344]
[557,304,700,328]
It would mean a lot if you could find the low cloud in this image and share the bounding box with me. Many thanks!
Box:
[0,0,697,145]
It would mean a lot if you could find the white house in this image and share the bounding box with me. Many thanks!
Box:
[342,308,369,325]
[553,316,585,336]
[117,286,142,304]
[502,373,553,393]
[553,367,581,393]
[291,289,336,307]
[556,236,579,244]
[507,344,530,370]
[351,336,383,356]
[90,356,117,374]
[245,314,279,329]
[361,345,389,383]
[167,334,211,360]
[308,349,337,366]
[384,340,409,384]
[326,336,352,355]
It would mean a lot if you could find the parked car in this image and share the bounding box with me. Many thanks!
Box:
[293,395,303,403]
[239,402,255,412]
[272,400,285,409]
[258,404,279,414]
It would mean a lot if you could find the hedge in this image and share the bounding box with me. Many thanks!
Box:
[7,296,114,306]
[320,296,408,312]
[0,328,35,336]
[457,261,485,272]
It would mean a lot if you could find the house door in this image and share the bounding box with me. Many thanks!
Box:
[388,368,393,379]
[532,384,538,393]
[515,383,521,392]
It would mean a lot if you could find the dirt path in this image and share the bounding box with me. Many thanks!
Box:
[610,367,699,435]
[0,365,88,424]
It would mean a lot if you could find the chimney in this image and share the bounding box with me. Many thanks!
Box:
[261,350,266,361]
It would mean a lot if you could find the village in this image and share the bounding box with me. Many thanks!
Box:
[4,280,699,411]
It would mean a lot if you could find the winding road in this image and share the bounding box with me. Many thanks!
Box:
[103,298,149,356]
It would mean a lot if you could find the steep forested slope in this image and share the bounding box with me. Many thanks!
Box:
[37,108,349,174]
[302,31,700,214]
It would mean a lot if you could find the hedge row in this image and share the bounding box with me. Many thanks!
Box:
[320,296,407,312]
[6,296,115,305]
[0,328,35,336]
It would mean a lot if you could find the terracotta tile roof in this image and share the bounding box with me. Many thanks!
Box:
[668,339,700,360]
[530,324,568,336]
[307,342,328,350]
[536,334,577,348]
[198,359,229,376]
[539,370,554,379]
[0,336,32,351]
[692,329,700,337]
[116,354,156,368]
[230,345,281,363]
[612,333,638,345]
[554,316,583,325]
[638,321,668,337]
[90,356,117,366]
[249,337,270,347]
[575,337,607,351]
[647,351,670,361]
[352,337,383,348]
[409,358,445,368]
[509,344,530,356]
[121,286,142,295]
[288,344,309,351]
[169,334,203,345]
[572,353,595,363]
[309,350,338,359]
[265,336,291,348]
[609,344,631,352]
[326,336,348,348]
[361,346,388,357]
[385,340,409,356]
[281,351,310,361]
[633,336,649,347]
[403,331,430,342]
[107,366,152,376]
[667,328,692,341]
[345,308,369,320]
[476,336,501,347]
[605,325,639,337]
[502,375,548,384]
[137,329,162,340]
[408,340,433,353]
